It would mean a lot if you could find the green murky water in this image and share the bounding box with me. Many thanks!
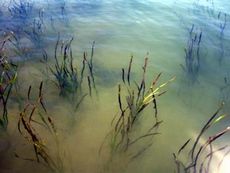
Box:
[0,0,230,173]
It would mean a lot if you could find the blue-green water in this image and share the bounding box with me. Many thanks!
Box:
[0,0,230,173]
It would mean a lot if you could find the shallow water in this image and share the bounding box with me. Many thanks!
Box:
[0,0,230,173]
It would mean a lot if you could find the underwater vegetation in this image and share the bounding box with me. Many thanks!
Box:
[8,0,40,39]
[217,12,227,37]
[100,55,175,170]
[58,0,69,26]
[192,0,215,18]
[16,82,64,173]
[174,1,229,87]
[46,0,69,29]
[0,0,72,61]
[173,104,230,173]
[1,0,45,58]
[217,12,227,64]
[220,74,230,111]
[8,0,33,23]
[24,17,44,49]
[49,35,96,105]
[0,35,17,130]
[0,0,230,173]
[181,24,202,83]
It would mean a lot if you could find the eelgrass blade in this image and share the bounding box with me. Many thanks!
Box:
[29,107,36,122]
[128,132,160,147]
[127,55,133,85]
[90,41,95,69]
[39,81,47,113]
[190,104,224,161]
[122,68,125,83]
[152,73,162,86]
[80,52,86,85]
[87,76,92,97]
[118,84,123,112]
[130,142,153,161]
[54,33,60,70]
[147,120,163,133]
[74,93,87,111]
[178,139,191,155]
[28,85,32,100]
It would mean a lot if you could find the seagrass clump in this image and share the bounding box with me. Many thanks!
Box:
[50,35,96,107]
[100,55,175,162]
[181,24,202,83]
[173,104,230,173]
[0,35,17,130]
[17,82,64,173]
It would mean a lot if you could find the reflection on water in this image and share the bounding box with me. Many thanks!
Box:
[0,0,230,173]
